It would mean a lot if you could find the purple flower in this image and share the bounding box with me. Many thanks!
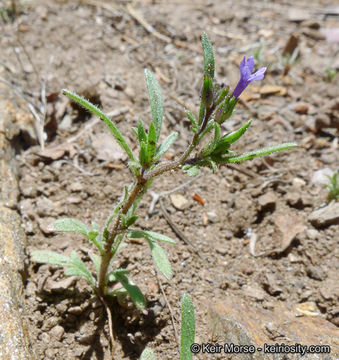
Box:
[232,56,266,99]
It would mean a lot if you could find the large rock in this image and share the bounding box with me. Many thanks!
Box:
[308,202,339,228]
[209,296,339,360]
[0,85,33,360]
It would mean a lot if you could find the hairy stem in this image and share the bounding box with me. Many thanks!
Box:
[97,177,147,295]
[97,106,215,295]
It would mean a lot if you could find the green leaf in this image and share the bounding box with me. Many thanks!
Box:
[140,348,157,360]
[221,120,251,147]
[91,222,100,233]
[208,160,217,173]
[201,74,214,109]
[52,218,90,237]
[185,111,198,133]
[146,239,173,279]
[107,287,127,298]
[128,160,141,177]
[220,142,297,163]
[215,96,237,124]
[213,122,221,144]
[114,272,146,309]
[187,166,200,177]
[66,251,95,288]
[180,294,195,360]
[128,230,176,244]
[215,87,229,106]
[62,89,135,161]
[139,141,149,166]
[137,120,147,144]
[212,120,251,157]
[125,215,139,228]
[132,126,138,138]
[89,252,101,276]
[31,250,72,267]
[202,123,221,157]
[52,218,104,253]
[147,122,157,161]
[198,101,206,126]
[201,32,215,78]
[32,250,95,288]
[107,268,130,282]
[145,69,163,140]
[154,132,178,161]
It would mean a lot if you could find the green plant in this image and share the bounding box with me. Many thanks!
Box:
[0,0,19,22]
[140,293,195,360]
[325,67,338,82]
[324,171,339,201]
[32,33,296,309]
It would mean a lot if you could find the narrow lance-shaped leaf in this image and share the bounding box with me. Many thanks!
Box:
[139,141,149,167]
[185,111,198,133]
[144,69,163,140]
[154,132,178,161]
[31,250,72,267]
[180,294,195,360]
[65,251,95,288]
[128,230,176,244]
[215,87,229,106]
[147,122,157,162]
[201,32,215,78]
[201,74,214,109]
[114,272,146,310]
[52,218,90,237]
[89,252,101,276]
[62,89,135,161]
[137,120,147,144]
[220,142,297,163]
[212,120,251,156]
[202,122,221,157]
[146,239,173,279]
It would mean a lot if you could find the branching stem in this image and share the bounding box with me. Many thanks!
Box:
[97,105,215,295]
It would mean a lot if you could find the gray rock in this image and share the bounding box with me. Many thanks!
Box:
[309,202,339,227]
[307,265,327,281]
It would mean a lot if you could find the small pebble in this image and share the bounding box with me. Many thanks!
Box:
[50,325,65,341]
[294,102,309,114]
[69,182,84,192]
[170,194,189,210]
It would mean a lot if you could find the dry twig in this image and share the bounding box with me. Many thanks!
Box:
[156,271,179,347]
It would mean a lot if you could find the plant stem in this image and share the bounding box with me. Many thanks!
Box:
[97,177,147,295]
[97,106,215,295]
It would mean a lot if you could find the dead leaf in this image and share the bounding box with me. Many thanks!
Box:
[192,193,205,205]
[273,213,306,252]
[260,85,287,97]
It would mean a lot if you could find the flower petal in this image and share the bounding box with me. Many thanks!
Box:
[246,56,255,74]
[248,67,267,83]
[239,56,253,81]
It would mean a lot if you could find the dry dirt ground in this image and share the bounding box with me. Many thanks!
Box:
[1,0,338,359]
